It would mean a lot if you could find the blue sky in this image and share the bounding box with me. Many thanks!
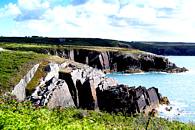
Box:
[0,0,195,42]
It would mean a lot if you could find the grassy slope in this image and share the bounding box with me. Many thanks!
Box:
[0,50,48,94]
[0,96,194,130]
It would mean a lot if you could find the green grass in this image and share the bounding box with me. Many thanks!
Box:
[0,95,194,130]
[0,42,145,54]
[0,51,47,94]
[0,43,194,129]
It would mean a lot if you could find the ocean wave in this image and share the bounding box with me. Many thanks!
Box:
[157,100,191,122]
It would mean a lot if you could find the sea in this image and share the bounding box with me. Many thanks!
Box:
[107,56,195,123]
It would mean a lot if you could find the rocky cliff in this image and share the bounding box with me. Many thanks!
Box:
[0,42,188,73]
[1,37,195,55]
[44,48,187,73]
[12,59,167,116]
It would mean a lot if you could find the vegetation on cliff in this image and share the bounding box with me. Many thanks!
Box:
[0,45,193,129]
[0,95,194,130]
[1,37,195,55]
[0,42,145,54]
[0,51,48,94]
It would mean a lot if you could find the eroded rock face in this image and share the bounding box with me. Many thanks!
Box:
[13,60,165,115]
[48,49,188,73]
[46,79,75,108]
[97,85,161,115]
[31,77,75,108]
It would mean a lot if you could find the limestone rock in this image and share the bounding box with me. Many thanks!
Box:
[12,64,39,101]
[31,78,75,108]
[43,63,59,82]
[13,60,168,116]
[47,79,75,109]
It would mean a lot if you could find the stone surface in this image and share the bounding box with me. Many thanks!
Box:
[47,79,75,109]
[47,49,188,73]
[43,63,59,82]
[160,96,170,105]
[12,64,39,101]
[77,79,98,110]
[13,60,167,116]
[31,78,75,108]
[97,85,161,115]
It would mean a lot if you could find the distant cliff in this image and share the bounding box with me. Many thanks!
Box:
[0,42,187,73]
[127,41,195,56]
[1,37,195,55]
[32,48,188,73]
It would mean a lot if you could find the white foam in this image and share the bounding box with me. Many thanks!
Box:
[157,101,188,121]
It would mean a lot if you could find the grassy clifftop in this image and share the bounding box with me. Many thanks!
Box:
[0,42,147,95]
[1,37,195,55]
[0,42,144,54]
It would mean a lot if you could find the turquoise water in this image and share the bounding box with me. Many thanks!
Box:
[107,56,195,123]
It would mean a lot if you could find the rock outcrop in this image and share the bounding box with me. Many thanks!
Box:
[97,85,161,115]
[43,49,187,73]
[12,64,39,101]
[11,60,164,116]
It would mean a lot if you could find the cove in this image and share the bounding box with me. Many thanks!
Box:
[107,56,195,123]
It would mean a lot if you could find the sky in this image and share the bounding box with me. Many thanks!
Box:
[0,0,195,42]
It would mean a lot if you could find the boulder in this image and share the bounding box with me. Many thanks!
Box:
[47,79,75,109]
[160,96,170,105]
[77,79,98,110]
[97,85,161,115]
[31,78,75,108]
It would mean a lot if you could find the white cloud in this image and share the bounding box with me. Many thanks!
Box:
[18,0,50,10]
[118,4,156,23]
[1,0,195,42]
[148,0,179,9]
[0,3,21,18]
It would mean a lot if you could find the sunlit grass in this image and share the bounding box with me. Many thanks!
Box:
[0,51,47,94]
[0,95,194,130]
[0,42,145,54]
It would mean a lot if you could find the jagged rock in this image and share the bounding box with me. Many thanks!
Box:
[13,60,168,116]
[31,78,75,108]
[146,87,160,107]
[47,79,75,109]
[59,72,79,107]
[43,63,59,82]
[160,96,170,105]
[97,85,161,115]
[12,64,39,101]
[58,61,116,109]
[43,49,187,73]
[77,79,98,110]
